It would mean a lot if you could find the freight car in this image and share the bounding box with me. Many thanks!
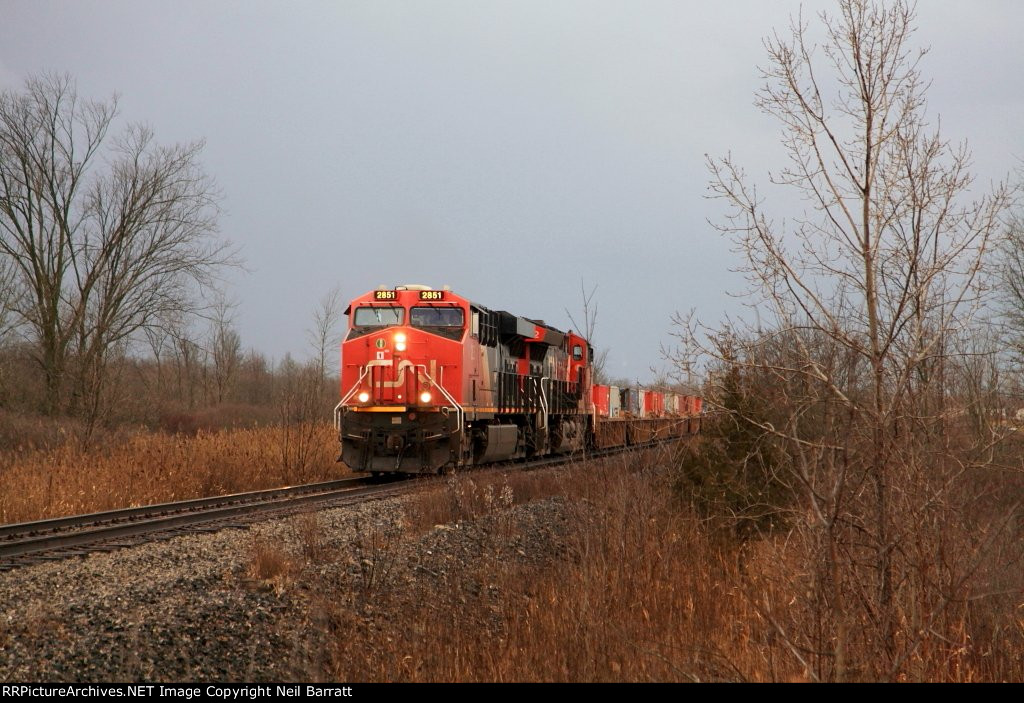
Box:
[335,285,700,474]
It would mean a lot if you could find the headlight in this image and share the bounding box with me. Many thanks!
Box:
[357,391,370,403]
[419,391,432,404]
[394,332,406,343]
[395,341,407,351]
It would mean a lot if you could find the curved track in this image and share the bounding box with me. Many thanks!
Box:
[0,476,407,571]
[0,438,685,571]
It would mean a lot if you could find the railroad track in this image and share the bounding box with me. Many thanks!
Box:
[0,437,686,572]
[0,475,409,571]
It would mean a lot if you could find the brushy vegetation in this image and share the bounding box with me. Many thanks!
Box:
[671,350,793,536]
[286,450,1022,682]
[0,422,345,523]
[3,415,1018,681]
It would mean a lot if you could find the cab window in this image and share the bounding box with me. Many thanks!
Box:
[354,306,404,327]
[411,307,464,327]
[410,306,464,340]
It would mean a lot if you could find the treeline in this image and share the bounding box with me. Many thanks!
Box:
[0,332,339,447]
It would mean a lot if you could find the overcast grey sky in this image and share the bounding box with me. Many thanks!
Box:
[1,1,1021,381]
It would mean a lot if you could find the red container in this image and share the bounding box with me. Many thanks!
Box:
[592,384,611,417]
[644,390,664,417]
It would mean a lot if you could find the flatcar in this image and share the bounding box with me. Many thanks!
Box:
[335,285,700,474]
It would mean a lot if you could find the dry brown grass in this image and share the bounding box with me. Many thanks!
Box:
[246,537,297,596]
[734,533,1024,682]
[403,468,556,536]
[0,422,348,524]
[292,513,330,565]
[328,454,791,681]
[323,450,1024,682]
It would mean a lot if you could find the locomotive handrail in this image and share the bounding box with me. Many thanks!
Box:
[336,366,373,431]
[539,376,549,432]
[335,362,465,438]
[416,362,464,438]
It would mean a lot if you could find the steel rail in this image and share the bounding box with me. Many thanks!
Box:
[0,477,376,542]
[0,476,404,570]
[0,434,690,571]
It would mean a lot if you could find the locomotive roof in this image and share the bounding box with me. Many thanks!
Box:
[345,287,587,347]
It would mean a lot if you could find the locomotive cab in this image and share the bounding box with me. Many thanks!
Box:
[337,286,467,473]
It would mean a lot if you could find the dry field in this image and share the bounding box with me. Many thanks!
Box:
[2,423,1021,681]
[233,448,1022,682]
[0,422,347,524]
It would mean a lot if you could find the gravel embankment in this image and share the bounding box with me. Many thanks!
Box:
[0,490,575,681]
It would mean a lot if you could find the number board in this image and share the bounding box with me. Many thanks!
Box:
[374,290,397,301]
[418,290,445,301]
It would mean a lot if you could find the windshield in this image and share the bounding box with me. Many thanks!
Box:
[411,307,464,328]
[354,306,404,327]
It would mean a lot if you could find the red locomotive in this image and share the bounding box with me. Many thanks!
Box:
[335,285,700,474]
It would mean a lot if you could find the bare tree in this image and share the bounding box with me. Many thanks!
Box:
[209,295,242,404]
[566,279,610,384]
[0,73,234,422]
[0,252,18,395]
[0,252,17,339]
[274,353,324,479]
[237,348,273,406]
[169,322,205,410]
[998,203,1024,347]
[140,314,177,402]
[0,74,111,414]
[307,285,344,392]
[676,0,1016,680]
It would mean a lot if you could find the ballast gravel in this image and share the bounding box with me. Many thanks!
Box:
[0,488,575,682]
